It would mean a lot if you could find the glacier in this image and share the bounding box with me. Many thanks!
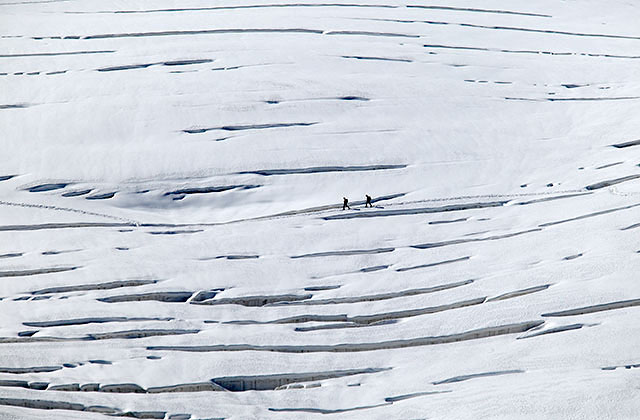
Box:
[1,0,640,418]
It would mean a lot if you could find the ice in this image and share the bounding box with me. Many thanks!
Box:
[2,0,640,418]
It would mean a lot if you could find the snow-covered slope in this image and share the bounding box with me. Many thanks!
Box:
[1,0,640,418]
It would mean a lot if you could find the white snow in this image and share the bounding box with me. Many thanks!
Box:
[1,0,640,418]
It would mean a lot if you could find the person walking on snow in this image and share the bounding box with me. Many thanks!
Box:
[365,194,372,208]
[343,197,351,210]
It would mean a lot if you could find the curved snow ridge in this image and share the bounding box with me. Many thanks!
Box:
[211,367,390,391]
[96,58,213,72]
[432,369,524,385]
[147,320,545,353]
[85,192,116,200]
[0,50,115,58]
[184,282,548,326]
[269,279,474,306]
[584,174,640,190]
[24,183,69,192]
[411,228,542,249]
[601,363,640,371]
[0,103,31,109]
[486,284,551,302]
[41,249,81,256]
[163,184,260,195]
[46,28,422,41]
[46,282,198,298]
[238,164,406,176]
[0,266,79,278]
[517,323,586,339]
[506,96,640,102]
[539,203,640,227]
[193,293,312,307]
[612,139,640,148]
[323,201,507,220]
[71,3,550,18]
[294,319,398,332]
[0,252,23,259]
[204,254,260,260]
[22,316,173,328]
[395,255,471,272]
[513,192,592,206]
[262,95,371,104]
[97,291,198,303]
[291,247,395,258]
[183,122,317,134]
[0,396,172,419]
[423,44,640,60]
[147,229,203,235]
[360,16,640,41]
[405,5,550,17]
[342,55,413,63]
[541,298,640,317]
[0,368,389,395]
[269,402,393,414]
[0,329,199,344]
[80,3,403,14]
[0,366,62,374]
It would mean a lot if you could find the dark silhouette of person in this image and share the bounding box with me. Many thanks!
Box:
[343,197,351,210]
[365,194,372,208]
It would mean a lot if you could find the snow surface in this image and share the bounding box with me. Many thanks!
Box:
[1,0,640,418]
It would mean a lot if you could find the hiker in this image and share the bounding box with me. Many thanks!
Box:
[365,194,372,208]
[342,197,351,210]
